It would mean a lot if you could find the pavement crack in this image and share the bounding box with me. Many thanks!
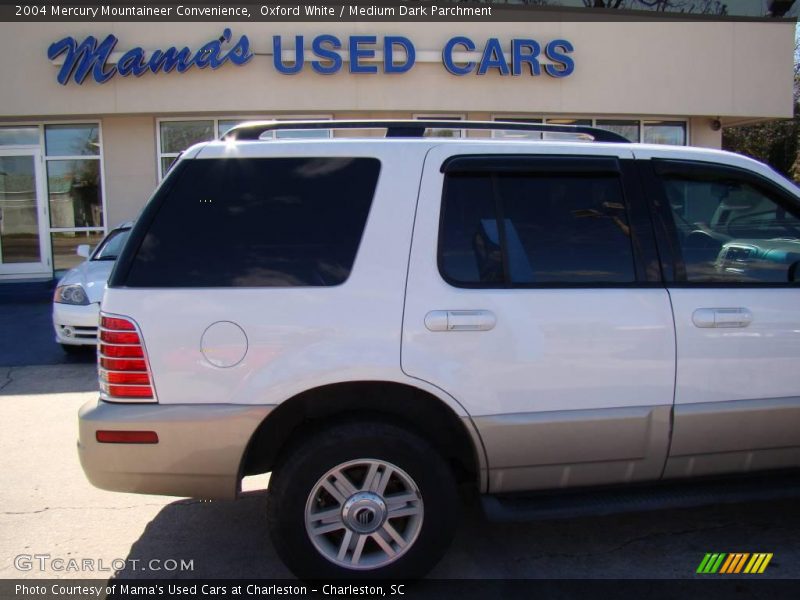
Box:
[516,522,738,562]
[3,500,206,515]
[0,367,14,392]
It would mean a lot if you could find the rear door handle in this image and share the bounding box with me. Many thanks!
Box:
[425,310,496,332]
[692,307,753,328]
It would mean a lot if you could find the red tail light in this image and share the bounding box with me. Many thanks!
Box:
[100,344,144,358]
[100,330,140,344]
[98,315,155,402]
[100,357,147,371]
[101,317,136,331]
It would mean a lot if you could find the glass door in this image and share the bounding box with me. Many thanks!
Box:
[0,148,50,276]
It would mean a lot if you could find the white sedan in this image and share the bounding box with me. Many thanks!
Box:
[52,222,132,352]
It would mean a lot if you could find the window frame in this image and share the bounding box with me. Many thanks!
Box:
[155,115,333,180]
[436,154,656,290]
[0,120,107,271]
[642,158,800,288]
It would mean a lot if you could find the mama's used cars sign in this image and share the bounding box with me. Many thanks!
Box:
[47,29,575,85]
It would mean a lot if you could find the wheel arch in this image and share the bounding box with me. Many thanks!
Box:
[240,380,484,489]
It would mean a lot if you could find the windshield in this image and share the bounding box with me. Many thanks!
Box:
[91,228,131,261]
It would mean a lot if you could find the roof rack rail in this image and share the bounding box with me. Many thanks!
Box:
[222,119,630,143]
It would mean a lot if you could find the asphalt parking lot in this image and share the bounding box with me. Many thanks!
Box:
[1,301,799,583]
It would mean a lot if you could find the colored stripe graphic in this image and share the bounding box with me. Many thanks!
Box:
[698,553,773,574]
[719,554,735,574]
[697,553,714,574]
[697,553,727,574]
[744,553,773,574]
[729,553,749,574]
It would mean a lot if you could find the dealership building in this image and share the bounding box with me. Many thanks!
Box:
[0,10,795,280]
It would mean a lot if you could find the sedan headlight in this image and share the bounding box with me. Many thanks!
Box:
[54,284,89,306]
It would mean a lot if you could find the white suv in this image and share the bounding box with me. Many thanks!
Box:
[78,121,800,579]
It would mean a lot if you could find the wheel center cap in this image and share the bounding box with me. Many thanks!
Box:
[341,492,387,534]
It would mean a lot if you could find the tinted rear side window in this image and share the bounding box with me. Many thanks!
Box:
[124,157,380,287]
[439,169,636,286]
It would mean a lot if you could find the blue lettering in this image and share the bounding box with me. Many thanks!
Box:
[477,38,510,76]
[117,47,148,77]
[511,39,541,76]
[384,36,415,74]
[48,35,117,85]
[544,39,574,77]
[148,47,194,73]
[311,35,342,74]
[226,31,253,66]
[274,35,304,74]
[349,36,377,74]
[194,40,222,69]
[442,36,476,76]
[209,28,232,68]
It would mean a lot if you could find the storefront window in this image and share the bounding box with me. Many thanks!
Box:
[44,124,100,156]
[218,120,249,137]
[492,117,544,139]
[0,154,40,264]
[46,160,102,229]
[543,117,592,140]
[596,119,640,142]
[158,117,332,179]
[546,118,593,126]
[493,116,685,145]
[415,115,464,138]
[0,126,39,146]
[158,120,215,178]
[160,120,215,154]
[644,120,687,145]
[50,231,104,271]
[43,123,105,271]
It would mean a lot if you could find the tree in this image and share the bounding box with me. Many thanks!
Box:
[580,0,727,13]
[723,38,800,181]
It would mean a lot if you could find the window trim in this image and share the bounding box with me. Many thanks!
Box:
[436,155,653,290]
[646,158,800,287]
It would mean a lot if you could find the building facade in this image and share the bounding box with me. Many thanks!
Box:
[0,17,795,279]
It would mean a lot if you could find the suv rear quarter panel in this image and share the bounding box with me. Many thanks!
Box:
[103,142,435,408]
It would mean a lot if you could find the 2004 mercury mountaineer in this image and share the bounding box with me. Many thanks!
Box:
[78,120,800,579]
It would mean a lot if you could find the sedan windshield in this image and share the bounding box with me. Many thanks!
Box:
[92,229,131,261]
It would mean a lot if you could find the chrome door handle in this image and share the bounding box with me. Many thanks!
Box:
[692,308,753,328]
[425,310,496,332]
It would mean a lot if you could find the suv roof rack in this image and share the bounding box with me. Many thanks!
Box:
[222,119,630,143]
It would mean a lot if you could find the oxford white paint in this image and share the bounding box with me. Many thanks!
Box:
[400,141,677,417]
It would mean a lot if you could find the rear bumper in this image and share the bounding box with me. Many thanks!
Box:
[78,399,274,500]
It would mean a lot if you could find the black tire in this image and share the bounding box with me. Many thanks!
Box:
[267,420,459,580]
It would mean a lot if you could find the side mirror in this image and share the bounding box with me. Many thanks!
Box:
[76,244,91,258]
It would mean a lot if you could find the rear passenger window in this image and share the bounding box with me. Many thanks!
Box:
[439,163,636,286]
[656,163,800,284]
[124,157,380,287]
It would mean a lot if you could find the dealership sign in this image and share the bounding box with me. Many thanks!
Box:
[47,29,574,85]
